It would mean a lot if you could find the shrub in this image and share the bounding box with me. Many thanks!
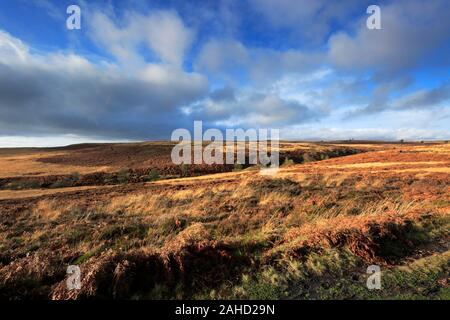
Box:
[117,169,130,184]
[50,179,71,189]
[6,179,41,190]
[302,153,313,163]
[70,172,80,183]
[282,157,294,166]
[180,164,190,177]
[145,169,160,182]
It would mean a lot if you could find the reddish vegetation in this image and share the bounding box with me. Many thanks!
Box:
[0,142,448,299]
[0,142,363,189]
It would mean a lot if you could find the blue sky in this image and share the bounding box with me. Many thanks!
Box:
[0,0,449,146]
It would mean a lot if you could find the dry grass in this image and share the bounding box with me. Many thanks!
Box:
[0,185,106,200]
[0,142,449,299]
[325,161,448,169]
[0,152,110,178]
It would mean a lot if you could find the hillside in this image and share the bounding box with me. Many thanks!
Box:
[0,142,448,299]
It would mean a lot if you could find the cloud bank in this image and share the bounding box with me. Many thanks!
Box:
[0,0,449,145]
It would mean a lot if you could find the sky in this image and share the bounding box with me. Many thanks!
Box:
[0,0,449,146]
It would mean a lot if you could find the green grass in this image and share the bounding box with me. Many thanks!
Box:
[99,222,148,241]
[145,169,160,182]
[206,247,449,300]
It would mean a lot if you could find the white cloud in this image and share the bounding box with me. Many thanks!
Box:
[196,39,249,74]
[0,30,208,139]
[89,12,144,68]
[189,88,324,128]
[138,11,194,66]
[0,135,131,148]
[89,10,194,68]
[195,38,323,83]
[328,0,450,73]
[0,30,29,63]
[391,83,450,110]
[281,126,450,141]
